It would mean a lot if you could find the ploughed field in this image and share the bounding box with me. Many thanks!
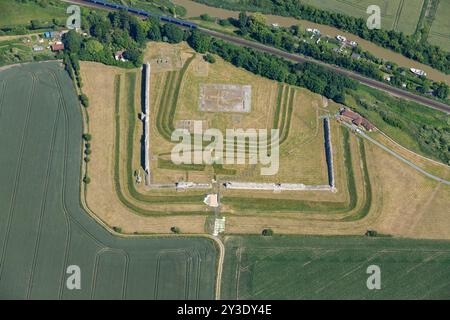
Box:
[0,62,217,299]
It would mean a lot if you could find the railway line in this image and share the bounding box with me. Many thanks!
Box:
[63,0,450,114]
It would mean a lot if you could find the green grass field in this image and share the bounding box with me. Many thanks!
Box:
[301,0,424,35]
[189,0,424,35]
[127,45,368,215]
[0,0,66,27]
[113,71,207,213]
[428,0,450,51]
[221,235,450,299]
[346,85,450,165]
[0,37,57,67]
[0,62,217,299]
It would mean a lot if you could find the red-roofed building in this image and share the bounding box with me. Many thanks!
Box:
[51,42,65,52]
[339,108,375,132]
[340,108,359,121]
[361,119,375,131]
[353,117,363,126]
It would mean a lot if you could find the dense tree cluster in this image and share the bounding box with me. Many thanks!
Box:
[62,10,191,67]
[0,0,66,35]
[356,96,450,164]
[187,30,357,102]
[233,12,448,102]
[238,13,384,81]
[192,0,450,73]
[62,9,356,103]
[59,9,448,165]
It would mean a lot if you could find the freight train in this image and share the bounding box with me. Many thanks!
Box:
[84,0,198,28]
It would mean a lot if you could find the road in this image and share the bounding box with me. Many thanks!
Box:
[208,235,225,300]
[342,122,450,186]
[200,28,450,114]
[65,0,450,113]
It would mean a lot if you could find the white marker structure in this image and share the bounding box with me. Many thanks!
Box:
[213,217,226,236]
[141,63,212,190]
[143,63,151,185]
[175,182,211,190]
[222,118,336,192]
[222,182,332,191]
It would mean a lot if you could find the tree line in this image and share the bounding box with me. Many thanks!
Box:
[191,0,450,74]
[188,29,357,102]
[62,10,190,68]
[62,9,448,165]
[355,94,450,164]
[233,12,448,102]
[62,9,356,103]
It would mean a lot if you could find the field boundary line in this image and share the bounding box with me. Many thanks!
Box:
[184,250,192,300]
[0,71,37,283]
[47,67,114,298]
[121,250,130,299]
[235,246,243,300]
[428,30,450,39]
[48,68,109,246]
[90,249,101,299]
[0,81,6,119]
[50,69,74,300]
[187,248,202,300]
[313,250,386,295]
[243,246,450,253]
[344,122,450,185]
[393,0,405,31]
[26,75,63,298]
[376,130,450,169]
[205,235,225,300]
[90,248,129,300]
[406,252,445,274]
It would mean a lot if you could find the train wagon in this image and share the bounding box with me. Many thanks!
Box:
[83,0,197,28]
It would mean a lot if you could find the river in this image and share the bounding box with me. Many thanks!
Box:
[172,0,449,84]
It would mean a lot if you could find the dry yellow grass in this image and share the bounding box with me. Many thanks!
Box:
[80,62,208,234]
[364,141,450,239]
[221,130,364,217]
[80,42,450,240]
[175,52,277,132]
[371,131,450,179]
[225,135,450,240]
[146,42,335,185]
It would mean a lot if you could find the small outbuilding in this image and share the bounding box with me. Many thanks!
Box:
[51,42,65,52]
[339,108,375,132]
[114,50,127,62]
[32,45,44,52]
[203,193,219,208]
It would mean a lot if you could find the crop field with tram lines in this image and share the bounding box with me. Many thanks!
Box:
[428,0,450,51]
[186,0,425,35]
[0,62,217,299]
[300,0,425,35]
[0,0,449,303]
[221,235,450,299]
